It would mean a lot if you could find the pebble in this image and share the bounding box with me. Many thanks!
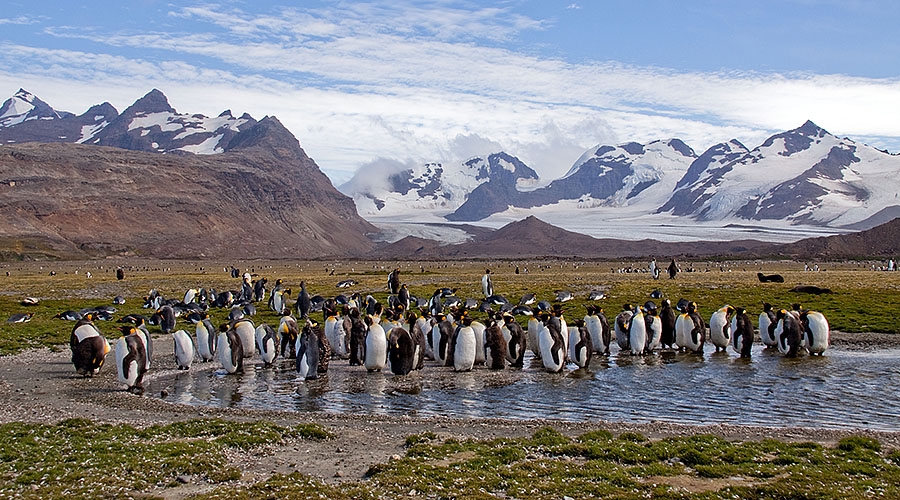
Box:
[334,470,343,478]
[176,475,191,484]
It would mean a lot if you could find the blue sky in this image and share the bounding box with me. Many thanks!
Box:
[2,1,899,183]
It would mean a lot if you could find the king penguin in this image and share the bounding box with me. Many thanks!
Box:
[70,313,110,377]
[537,312,566,373]
[256,324,278,366]
[676,301,705,353]
[731,307,754,358]
[615,305,634,351]
[709,305,734,352]
[481,269,494,298]
[196,313,217,362]
[364,315,387,372]
[172,329,194,369]
[800,310,829,355]
[232,318,256,358]
[759,302,778,348]
[115,325,148,393]
[449,314,476,372]
[483,318,508,370]
[217,325,244,374]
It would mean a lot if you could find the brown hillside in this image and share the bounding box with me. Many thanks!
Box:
[0,139,375,259]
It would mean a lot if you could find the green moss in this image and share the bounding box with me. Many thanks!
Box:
[0,418,300,500]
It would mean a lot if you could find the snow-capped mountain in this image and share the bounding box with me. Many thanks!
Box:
[343,151,539,217]
[0,89,73,127]
[658,121,900,228]
[448,139,696,221]
[0,89,257,154]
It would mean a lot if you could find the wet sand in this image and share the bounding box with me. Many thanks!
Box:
[1,329,899,499]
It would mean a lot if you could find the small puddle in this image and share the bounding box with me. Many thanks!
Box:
[149,345,900,431]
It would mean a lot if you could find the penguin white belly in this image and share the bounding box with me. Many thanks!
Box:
[729,316,741,353]
[173,330,193,369]
[417,318,434,359]
[333,319,348,358]
[471,321,486,364]
[674,314,688,348]
[559,318,569,354]
[538,325,564,373]
[234,321,256,358]
[196,322,214,361]
[805,312,830,355]
[324,317,339,354]
[759,313,775,346]
[709,310,730,349]
[115,337,137,387]
[431,324,446,365]
[629,312,647,355]
[296,352,311,379]
[365,324,387,371]
[775,320,790,355]
[453,326,476,371]
[567,326,581,364]
[646,316,662,351]
[218,332,238,374]
[135,328,152,368]
[586,315,603,353]
[527,318,542,359]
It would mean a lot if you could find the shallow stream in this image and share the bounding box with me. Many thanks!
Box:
[153,345,900,431]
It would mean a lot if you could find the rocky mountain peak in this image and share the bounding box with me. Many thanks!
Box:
[122,88,175,116]
[225,115,302,155]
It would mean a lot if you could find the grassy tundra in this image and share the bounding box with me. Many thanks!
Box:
[1,259,898,355]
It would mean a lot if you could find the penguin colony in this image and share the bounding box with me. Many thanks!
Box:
[52,267,830,394]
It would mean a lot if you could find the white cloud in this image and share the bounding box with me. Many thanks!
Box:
[566,3,581,9]
[3,1,899,183]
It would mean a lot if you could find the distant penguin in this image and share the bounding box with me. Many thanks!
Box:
[569,320,593,368]
[659,299,677,349]
[232,318,256,358]
[364,315,387,372]
[56,310,83,321]
[776,309,803,357]
[70,314,110,376]
[481,269,494,298]
[759,302,778,347]
[253,277,267,302]
[615,305,634,351]
[173,329,194,370]
[228,306,244,322]
[519,293,536,305]
[7,312,34,323]
[731,307,754,358]
[449,315,476,372]
[555,290,574,302]
[676,301,705,353]
[629,307,648,355]
[218,326,244,374]
[709,305,734,352]
[537,312,566,373]
[113,295,126,305]
[255,324,278,366]
[270,288,290,315]
[295,322,319,380]
[502,313,527,367]
[116,268,125,280]
[115,327,147,393]
[157,305,176,334]
[801,310,829,355]
[296,282,311,319]
[483,319,508,370]
[196,314,217,362]
[398,284,411,310]
[388,268,401,295]
[278,315,299,358]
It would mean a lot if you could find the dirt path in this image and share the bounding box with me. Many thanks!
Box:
[2,331,899,498]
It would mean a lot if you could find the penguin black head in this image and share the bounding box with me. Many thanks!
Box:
[791,303,802,311]
[762,302,772,312]
[734,307,746,316]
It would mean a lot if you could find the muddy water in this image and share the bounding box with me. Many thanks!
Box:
[154,345,900,431]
